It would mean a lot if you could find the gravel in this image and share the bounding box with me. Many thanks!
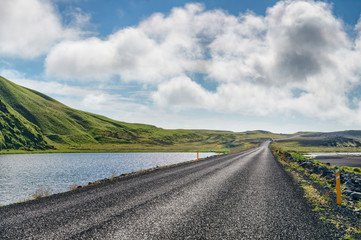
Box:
[0,142,334,239]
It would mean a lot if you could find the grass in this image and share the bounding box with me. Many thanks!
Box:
[303,184,330,206]
[8,187,52,205]
[30,187,51,200]
[69,184,79,191]
[110,171,117,180]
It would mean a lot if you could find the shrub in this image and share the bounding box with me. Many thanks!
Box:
[110,171,117,180]
[69,184,78,191]
[30,187,50,200]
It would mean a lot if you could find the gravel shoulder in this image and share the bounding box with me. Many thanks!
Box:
[0,142,335,239]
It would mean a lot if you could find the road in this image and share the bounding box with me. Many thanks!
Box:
[0,142,334,239]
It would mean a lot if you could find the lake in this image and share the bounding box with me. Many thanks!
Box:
[305,152,361,168]
[0,152,216,206]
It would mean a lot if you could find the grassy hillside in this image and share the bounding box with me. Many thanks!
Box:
[0,75,285,152]
[0,99,48,150]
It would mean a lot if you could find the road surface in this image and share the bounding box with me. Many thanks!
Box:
[0,142,334,239]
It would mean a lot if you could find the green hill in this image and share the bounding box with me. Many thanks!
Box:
[0,99,48,150]
[0,75,284,152]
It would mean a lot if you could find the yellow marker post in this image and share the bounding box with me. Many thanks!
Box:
[283,152,285,161]
[197,152,199,160]
[335,169,341,205]
[277,149,279,154]
[218,151,220,156]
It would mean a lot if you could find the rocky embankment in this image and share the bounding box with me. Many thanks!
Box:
[287,152,361,204]
[274,150,361,239]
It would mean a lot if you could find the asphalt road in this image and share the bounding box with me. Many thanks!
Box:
[0,142,334,239]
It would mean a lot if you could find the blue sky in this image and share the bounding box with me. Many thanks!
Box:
[1,0,361,133]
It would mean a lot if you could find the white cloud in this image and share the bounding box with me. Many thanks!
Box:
[43,1,361,126]
[0,68,145,117]
[0,0,86,59]
[45,3,226,81]
[0,69,122,114]
[0,69,95,97]
[152,76,215,110]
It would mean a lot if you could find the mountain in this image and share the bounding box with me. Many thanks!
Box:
[0,76,282,152]
[302,130,361,139]
[274,130,361,149]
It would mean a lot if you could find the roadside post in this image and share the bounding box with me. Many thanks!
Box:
[197,152,199,160]
[218,151,220,156]
[335,169,341,205]
[277,149,279,154]
[283,152,285,161]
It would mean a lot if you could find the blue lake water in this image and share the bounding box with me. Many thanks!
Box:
[0,152,216,206]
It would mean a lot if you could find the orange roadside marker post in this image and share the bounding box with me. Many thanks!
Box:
[277,149,279,154]
[197,152,199,160]
[218,151,220,156]
[335,169,341,205]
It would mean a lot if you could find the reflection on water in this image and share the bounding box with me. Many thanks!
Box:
[0,152,215,205]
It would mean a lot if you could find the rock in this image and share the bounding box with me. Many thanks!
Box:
[300,162,314,168]
[326,162,331,166]
[284,152,293,159]
[312,166,320,174]
[346,180,354,187]
[319,166,328,172]
[342,190,353,196]
[324,186,331,190]
[350,192,361,200]
[322,171,333,178]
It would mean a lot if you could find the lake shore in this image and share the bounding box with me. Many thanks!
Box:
[0,152,218,206]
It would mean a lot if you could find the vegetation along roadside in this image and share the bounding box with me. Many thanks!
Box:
[270,143,361,239]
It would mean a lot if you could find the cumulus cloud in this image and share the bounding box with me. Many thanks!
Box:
[153,76,215,109]
[0,69,96,97]
[0,0,86,59]
[44,0,361,124]
[0,69,121,113]
[45,3,223,81]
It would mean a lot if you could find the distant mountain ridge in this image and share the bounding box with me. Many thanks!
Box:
[302,130,361,139]
[0,76,281,152]
[296,130,361,148]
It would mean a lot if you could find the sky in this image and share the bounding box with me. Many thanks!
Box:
[1,0,361,133]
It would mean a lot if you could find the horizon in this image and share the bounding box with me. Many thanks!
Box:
[2,0,361,133]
